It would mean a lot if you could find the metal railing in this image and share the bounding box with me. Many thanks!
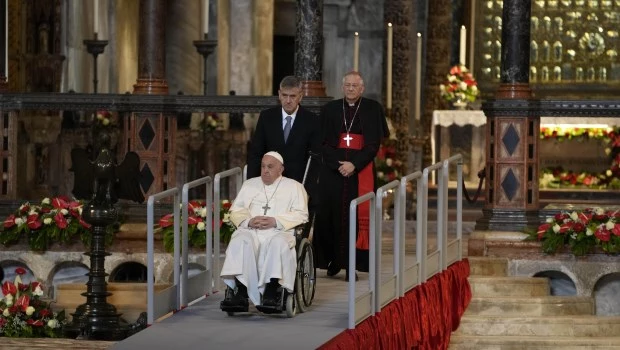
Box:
[213,167,243,291]
[146,188,181,325]
[180,176,213,308]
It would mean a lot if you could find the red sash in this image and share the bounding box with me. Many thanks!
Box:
[338,133,372,250]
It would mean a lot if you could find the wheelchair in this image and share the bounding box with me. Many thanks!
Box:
[222,154,319,317]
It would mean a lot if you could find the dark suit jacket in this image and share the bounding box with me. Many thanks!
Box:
[247,105,321,183]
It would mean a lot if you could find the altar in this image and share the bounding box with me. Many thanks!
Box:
[431,110,620,184]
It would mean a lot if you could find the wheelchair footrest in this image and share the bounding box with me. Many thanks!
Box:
[255,304,283,314]
[220,302,249,313]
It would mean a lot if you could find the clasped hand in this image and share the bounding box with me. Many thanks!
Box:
[338,161,355,177]
[249,216,276,230]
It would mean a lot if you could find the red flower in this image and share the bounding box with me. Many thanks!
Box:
[222,202,232,210]
[39,308,51,317]
[573,222,585,232]
[595,227,611,242]
[19,204,30,214]
[613,224,620,237]
[26,319,44,327]
[3,214,16,228]
[30,281,40,291]
[559,222,573,234]
[27,214,42,230]
[537,223,550,240]
[53,211,68,229]
[159,213,174,228]
[187,216,203,225]
[15,295,30,312]
[2,281,16,296]
[15,267,26,275]
[52,197,68,209]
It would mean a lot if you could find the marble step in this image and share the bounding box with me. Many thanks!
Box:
[455,315,620,337]
[449,335,620,350]
[465,296,594,316]
[469,276,550,297]
[467,256,508,277]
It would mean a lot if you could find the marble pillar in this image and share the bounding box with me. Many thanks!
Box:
[384,0,413,173]
[216,0,230,96]
[422,0,452,166]
[228,0,252,96]
[295,0,326,96]
[133,0,168,94]
[112,0,139,94]
[477,0,540,232]
[253,0,274,96]
[165,1,201,95]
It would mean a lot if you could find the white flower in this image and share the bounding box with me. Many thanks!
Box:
[222,199,230,205]
[570,211,579,221]
[19,203,29,212]
[595,207,605,215]
[223,213,230,223]
[606,221,615,230]
[385,158,393,166]
[196,222,206,231]
[44,217,53,225]
[439,84,446,92]
[25,306,35,316]
[2,309,8,317]
[607,169,613,176]
[14,217,24,226]
[42,198,50,205]
[193,207,201,216]
[586,228,594,236]
[47,319,59,329]
[5,294,13,301]
[78,207,83,215]
[377,171,384,179]
[102,118,110,126]
[60,208,68,215]
[33,285,44,297]
[29,208,38,216]
[448,75,457,82]
[546,217,554,223]
[552,224,561,233]
[458,81,468,91]
[570,233,577,240]
[200,207,207,218]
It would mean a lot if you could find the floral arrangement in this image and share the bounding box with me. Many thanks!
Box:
[439,64,479,103]
[0,267,66,337]
[190,112,221,133]
[159,199,235,252]
[0,197,94,251]
[375,143,402,188]
[93,110,118,129]
[532,207,620,256]
[539,126,620,189]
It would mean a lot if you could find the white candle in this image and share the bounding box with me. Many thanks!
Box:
[353,32,359,71]
[386,23,392,110]
[203,0,209,35]
[94,0,99,36]
[459,25,466,65]
[415,33,422,121]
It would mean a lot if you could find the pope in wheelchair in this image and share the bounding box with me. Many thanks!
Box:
[220,151,309,315]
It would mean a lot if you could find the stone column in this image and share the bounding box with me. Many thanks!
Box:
[254,0,274,96]
[124,0,175,197]
[133,0,168,94]
[476,0,539,232]
[295,0,326,97]
[422,0,452,166]
[166,1,201,95]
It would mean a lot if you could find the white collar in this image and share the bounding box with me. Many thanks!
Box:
[281,107,299,121]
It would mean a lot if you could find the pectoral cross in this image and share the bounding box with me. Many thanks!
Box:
[262,203,271,215]
[343,133,353,147]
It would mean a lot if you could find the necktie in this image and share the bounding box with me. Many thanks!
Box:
[283,115,292,143]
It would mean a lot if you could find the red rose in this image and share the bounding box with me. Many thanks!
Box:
[223,202,232,210]
[573,222,585,232]
[595,227,611,242]
[19,204,30,214]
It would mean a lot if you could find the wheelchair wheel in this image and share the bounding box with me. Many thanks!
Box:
[295,238,316,313]
[285,293,296,318]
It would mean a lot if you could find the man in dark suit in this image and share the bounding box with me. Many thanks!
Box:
[247,76,320,183]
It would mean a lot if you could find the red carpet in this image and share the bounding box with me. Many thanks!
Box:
[319,259,471,350]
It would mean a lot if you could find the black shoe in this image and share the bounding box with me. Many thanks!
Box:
[326,261,341,277]
[220,285,249,312]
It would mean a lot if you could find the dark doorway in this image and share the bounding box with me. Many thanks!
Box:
[273,35,295,95]
[109,262,148,282]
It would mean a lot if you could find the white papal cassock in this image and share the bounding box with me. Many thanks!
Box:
[220,176,308,305]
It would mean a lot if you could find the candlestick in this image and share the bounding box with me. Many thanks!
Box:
[386,23,393,110]
[415,33,422,121]
[94,0,99,36]
[83,39,108,93]
[353,32,359,71]
[203,0,209,36]
[459,25,466,65]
